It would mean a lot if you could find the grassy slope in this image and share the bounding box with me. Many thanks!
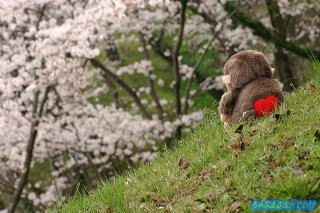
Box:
[54,64,320,213]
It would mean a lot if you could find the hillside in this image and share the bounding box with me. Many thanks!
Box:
[54,63,320,213]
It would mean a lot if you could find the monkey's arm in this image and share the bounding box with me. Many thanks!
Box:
[219,90,239,116]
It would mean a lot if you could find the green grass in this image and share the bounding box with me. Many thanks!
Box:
[53,64,320,212]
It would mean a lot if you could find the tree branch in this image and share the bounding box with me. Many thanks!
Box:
[9,87,50,213]
[90,58,152,120]
[151,42,224,100]
[139,32,165,121]
[8,5,49,212]
[36,4,47,30]
[100,71,121,109]
[171,0,189,140]
[172,0,188,119]
[265,0,299,90]
[183,35,215,113]
[222,1,320,59]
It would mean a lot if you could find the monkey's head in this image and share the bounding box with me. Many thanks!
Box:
[222,50,273,90]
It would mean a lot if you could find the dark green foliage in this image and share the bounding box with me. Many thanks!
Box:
[224,1,320,60]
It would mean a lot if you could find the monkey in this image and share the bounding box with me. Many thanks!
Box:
[219,50,284,124]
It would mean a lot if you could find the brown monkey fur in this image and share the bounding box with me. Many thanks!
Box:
[219,50,284,124]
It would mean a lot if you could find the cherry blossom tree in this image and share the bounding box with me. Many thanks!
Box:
[0,0,203,211]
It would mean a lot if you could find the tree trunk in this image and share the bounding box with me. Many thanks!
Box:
[274,48,298,91]
[265,0,299,91]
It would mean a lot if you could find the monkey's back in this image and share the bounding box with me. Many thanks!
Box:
[230,78,284,122]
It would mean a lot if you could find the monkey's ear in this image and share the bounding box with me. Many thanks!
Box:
[271,67,275,75]
[222,75,231,84]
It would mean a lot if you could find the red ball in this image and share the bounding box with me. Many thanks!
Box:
[254,96,278,116]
